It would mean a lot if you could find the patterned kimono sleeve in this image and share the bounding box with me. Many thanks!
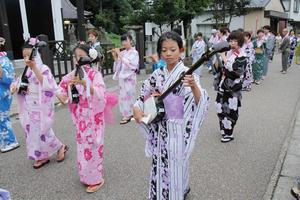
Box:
[225,58,246,80]
[57,71,75,98]
[121,50,139,71]
[249,43,255,63]
[183,75,209,160]
[213,63,222,91]
[39,65,58,133]
[40,65,58,92]
[223,57,246,92]
[134,72,159,157]
[90,72,106,112]
[134,71,158,110]
[0,58,14,86]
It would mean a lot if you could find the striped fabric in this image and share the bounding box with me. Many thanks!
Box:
[136,62,209,200]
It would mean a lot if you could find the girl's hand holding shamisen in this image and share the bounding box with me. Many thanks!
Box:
[133,107,145,124]
[182,74,197,89]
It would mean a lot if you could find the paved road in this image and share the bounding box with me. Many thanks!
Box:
[1,55,300,200]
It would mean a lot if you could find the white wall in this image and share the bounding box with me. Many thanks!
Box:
[191,13,245,37]
[51,0,64,40]
[229,16,245,31]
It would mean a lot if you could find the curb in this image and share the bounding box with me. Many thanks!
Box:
[262,95,300,200]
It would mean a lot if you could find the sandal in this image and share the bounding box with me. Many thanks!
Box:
[120,116,132,125]
[184,187,191,200]
[86,179,105,193]
[33,159,50,169]
[56,145,69,162]
[291,186,300,199]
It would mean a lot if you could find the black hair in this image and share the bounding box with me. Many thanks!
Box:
[0,44,4,52]
[263,25,271,30]
[237,28,244,33]
[73,44,100,63]
[219,27,227,35]
[121,34,133,41]
[257,29,264,35]
[157,31,183,55]
[172,27,182,36]
[74,44,90,55]
[197,32,203,37]
[243,31,252,39]
[228,30,244,47]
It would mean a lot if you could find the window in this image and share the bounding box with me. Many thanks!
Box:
[281,0,290,12]
[294,0,299,13]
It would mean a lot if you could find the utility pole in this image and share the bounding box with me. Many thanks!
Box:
[76,0,86,41]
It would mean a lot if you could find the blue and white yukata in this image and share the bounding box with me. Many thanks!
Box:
[0,52,19,152]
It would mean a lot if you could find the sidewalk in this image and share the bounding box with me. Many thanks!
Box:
[268,99,300,199]
[9,70,148,117]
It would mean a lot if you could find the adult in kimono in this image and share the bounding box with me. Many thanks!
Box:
[262,25,275,79]
[57,44,117,193]
[279,28,290,74]
[133,31,209,200]
[0,37,19,153]
[190,32,206,76]
[242,32,255,91]
[12,38,68,168]
[288,29,297,67]
[214,30,247,143]
[113,34,139,124]
[252,29,266,84]
[88,29,104,71]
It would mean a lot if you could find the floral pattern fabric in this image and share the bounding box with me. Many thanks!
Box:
[58,65,106,185]
[15,62,62,160]
[0,53,18,149]
[113,48,139,118]
[214,49,246,137]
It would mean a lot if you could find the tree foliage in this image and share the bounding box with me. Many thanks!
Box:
[207,0,250,26]
[70,0,211,36]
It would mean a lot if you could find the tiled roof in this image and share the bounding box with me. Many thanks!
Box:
[61,0,92,19]
[248,0,270,8]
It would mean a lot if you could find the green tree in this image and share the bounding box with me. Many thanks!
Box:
[174,0,211,39]
[207,0,250,27]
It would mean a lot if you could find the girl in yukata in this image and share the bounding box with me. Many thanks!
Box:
[11,38,68,168]
[112,34,139,124]
[133,31,209,200]
[252,29,266,85]
[57,44,117,193]
[214,30,247,143]
[242,31,255,91]
[288,29,297,67]
[190,32,206,77]
[0,37,19,153]
[88,29,104,71]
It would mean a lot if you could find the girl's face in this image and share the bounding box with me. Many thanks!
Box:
[244,36,250,42]
[258,32,264,39]
[229,39,239,50]
[88,34,97,44]
[121,38,132,49]
[22,48,32,61]
[74,48,88,62]
[291,31,295,36]
[160,39,182,68]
